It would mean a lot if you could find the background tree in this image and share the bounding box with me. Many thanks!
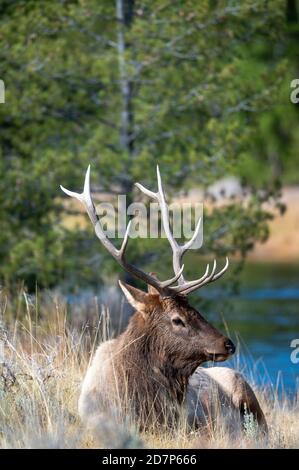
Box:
[0,0,297,291]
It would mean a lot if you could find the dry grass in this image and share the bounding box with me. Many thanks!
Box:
[0,288,298,449]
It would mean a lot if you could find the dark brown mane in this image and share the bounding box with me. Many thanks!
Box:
[114,310,187,426]
[111,299,213,427]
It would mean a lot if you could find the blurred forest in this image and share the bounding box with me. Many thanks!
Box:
[0,0,299,292]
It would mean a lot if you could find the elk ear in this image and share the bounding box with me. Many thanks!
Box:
[119,280,149,313]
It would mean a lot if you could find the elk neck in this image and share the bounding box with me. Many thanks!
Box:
[117,310,195,405]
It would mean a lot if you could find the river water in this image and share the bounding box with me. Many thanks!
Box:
[195,262,299,396]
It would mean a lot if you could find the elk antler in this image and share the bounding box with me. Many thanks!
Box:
[136,166,229,295]
[60,166,184,295]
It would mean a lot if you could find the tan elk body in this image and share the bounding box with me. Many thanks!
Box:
[61,166,267,433]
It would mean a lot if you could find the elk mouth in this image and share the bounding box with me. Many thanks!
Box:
[204,351,230,362]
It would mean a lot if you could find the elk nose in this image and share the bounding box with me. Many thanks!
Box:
[224,339,235,355]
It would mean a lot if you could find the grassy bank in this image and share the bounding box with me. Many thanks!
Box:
[0,289,298,449]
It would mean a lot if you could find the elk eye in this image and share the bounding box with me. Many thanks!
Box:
[172,317,185,327]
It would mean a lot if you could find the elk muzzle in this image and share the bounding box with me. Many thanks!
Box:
[204,337,235,362]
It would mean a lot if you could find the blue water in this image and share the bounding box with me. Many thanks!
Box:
[194,263,299,396]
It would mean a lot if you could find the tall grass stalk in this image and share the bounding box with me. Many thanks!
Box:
[0,287,298,448]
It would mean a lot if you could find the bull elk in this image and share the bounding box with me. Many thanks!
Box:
[61,166,267,433]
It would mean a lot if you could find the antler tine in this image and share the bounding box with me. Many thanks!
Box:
[180,257,229,295]
[136,165,202,285]
[60,165,97,226]
[136,166,229,296]
[118,219,186,289]
[169,262,211,294]
[172,259,217,295]
[160,264,185,288]
[60,166,184,294]
[137,165,201,285]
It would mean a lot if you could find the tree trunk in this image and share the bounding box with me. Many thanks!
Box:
[116,1,136,284]
[116,0,135,169]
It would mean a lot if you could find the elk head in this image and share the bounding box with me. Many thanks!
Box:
[60,166,235,369]
[118,281,235,372]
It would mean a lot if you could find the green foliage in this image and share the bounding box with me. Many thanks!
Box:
[0,0,297,290]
